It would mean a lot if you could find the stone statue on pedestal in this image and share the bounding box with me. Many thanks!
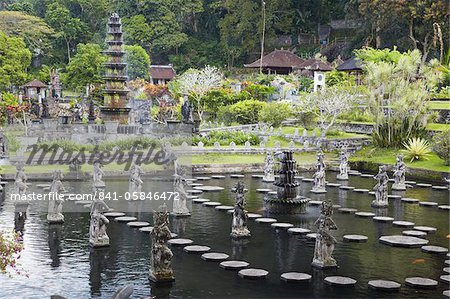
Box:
[230,182,251,238]
[47,170,65,223]
[89,200,110,247]
[372,165,389,208]
[181,98,194,124]
[14,165,28,195]
[149,204,174,283]
[262,152,275,182]
[392,154,406,190]
[172,165,190,217]
[129,164,143,194]
[312,201,338,268]
[93,161,105,190]
[311,152,327,193]
[336,150,349,181]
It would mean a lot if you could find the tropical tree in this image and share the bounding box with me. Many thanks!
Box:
[124,45,150,80]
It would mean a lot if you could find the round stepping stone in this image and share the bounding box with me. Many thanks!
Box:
[448,253,450,257]
[271,223,294,229]
[379,235,429,247]
[168,238,194,246]
[201,252,229,261]
[388,195,402,199]
[256,188,272,193]
[413,226,437,233]
[432,185,448,190]
[306,233,318,240]
[326,183,341,187]
[438,205,450,210]
[355,212,375,218]
[324,276,357,287]
[187,189,203,194]
[230,174,245,178]
[104,212,126,218]
[75,200,92,205]
[220,260,249,270]
[288,227,311,234]
[193,186,224,192]
[368,191,375,195]
[238,268,268,279]
[203,201,222,207]
[354,188,369,193]
[416,183,432,188]
[170,233,178,238]
[189,183,203,187]
[405,180,416,185]
[251,174,264,178]
[392,221,415,227]
[281,272,312,283]
[368,280,401,291]
[348,171,361,176]
[294,176,304,179]
[195,177,211,180]
[343,234,368,242]
[338,208,358,213]
[401,198,419,204]
[405,277,438,289]
[308,200,323,206]
[247,213,262,219]
[193,198,210,203]
[211,175,226,179]
[419,201,438,207]
[444,290,450,297]
[444,267,450,274]
[215,205,234,211]
[127,221,150,228]
[187,195,198,200]
[139,226,154,233]
[360,174,374,178]
[373,216,394,222]
[339,186,355,190]
[402,230,427,237]
[83,204,92,208]
[255,217,277,224]
[302,178,314,182]
[183,245,211,254]
[36,184,51,188]
[268,191,278,195]
[446,260,450,266]
[332,204,341,209]
[421,245,449,254]
[115,216,137,222]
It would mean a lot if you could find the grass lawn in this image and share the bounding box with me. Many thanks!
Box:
[351,146,450,173]
[426,123,450,131]
[279,126,369,138]
[189,152,320,165]
[428,100,450,110]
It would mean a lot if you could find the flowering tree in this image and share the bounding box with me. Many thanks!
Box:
[175,66,223,121]
[0,229,24,276]
[302,87,354,135]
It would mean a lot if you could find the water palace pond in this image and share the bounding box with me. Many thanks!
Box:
[0,171,449,298]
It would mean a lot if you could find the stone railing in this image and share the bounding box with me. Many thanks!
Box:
[199,123,264,134]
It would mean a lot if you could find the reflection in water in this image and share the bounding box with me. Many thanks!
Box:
[150,283,171,298]
[338,188,347,206]
[89,247,109,296]
[230,238,249,260]
[171,217,188,235]
[273,230,297,271]
[48,224,63,268]
[14,204,28,233]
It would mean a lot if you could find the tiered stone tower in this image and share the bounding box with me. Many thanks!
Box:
[100,13,130,122]
[264,151,309,214]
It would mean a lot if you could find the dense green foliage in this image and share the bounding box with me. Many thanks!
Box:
[192,130,260,146]
[432,128,450,165]
[258,102,292,127]
[124,45,150,80]
[221,99,266,125]
[0,31,32,89]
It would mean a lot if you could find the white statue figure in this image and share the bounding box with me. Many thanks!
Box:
[129,164,143,194]
[14,165,28,195]
[392,154,406,190]
[89,200,110,247]
[172,165,190,217]
[230,182,251,238]
[312,201,338,268]
[336,150,349,181]
[262,152,275,182]
[149,204,174,283]
[93,161,105,190]
[47,170,65,223]
[372,165,389,208]
[311,152,327,193]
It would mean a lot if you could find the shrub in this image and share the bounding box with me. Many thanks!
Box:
[258,102,292,127]
[227,100,267,124]
[192,130,260,146]
[401,137,432,162]
[0,229,24,276]
[432,128,450,165]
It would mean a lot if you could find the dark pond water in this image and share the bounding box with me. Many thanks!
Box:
[0,172,449,299]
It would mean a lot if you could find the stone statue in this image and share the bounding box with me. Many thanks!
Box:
[311,152,327,193]
[73,103,82,122]
[31,100,40,118]
[181,97,194,124]
[88,99,96,122]
[0,128,8,157]
[138,101,152,124]
[336,150,349,181]
[129,164,143,194]
[372,165,389,207]
[149,204,174,283]
[392,154,406,190]
[14,165,28,195]
[230,182,251,238]
[312,201,338,268]
[93,161,105,190]
[262,152,275,182]
[41,98,50,118]
[89,200,110,247]
[172,165,190,217]
[47,170,65,223]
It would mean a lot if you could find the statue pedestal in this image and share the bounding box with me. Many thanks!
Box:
[262,176,275,183]
[311,188,327,194]
[89,236,110,247]
[371,200,388,208]
[47,213,64,224]
[149,271,175,285]
[336,174,348,181]
[230,228,251,239]
[392,183,406,191]
[170,212,191,218]
[312,258,338,269]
